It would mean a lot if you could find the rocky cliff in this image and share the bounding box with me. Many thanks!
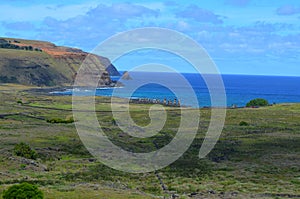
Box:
[0,38,120,86]
[121,71,132,80]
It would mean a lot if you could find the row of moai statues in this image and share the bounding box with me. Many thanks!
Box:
[162,98,181,107]
[130,98,181,107]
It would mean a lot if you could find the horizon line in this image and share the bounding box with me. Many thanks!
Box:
[116,70,300,78]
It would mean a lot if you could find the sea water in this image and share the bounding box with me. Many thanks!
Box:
[55,72,300,108]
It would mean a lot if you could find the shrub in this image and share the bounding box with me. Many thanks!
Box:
[2,182,43,199]
[20,164,26,170]
[14,142,37,160]
[111,118,117,125]
[246,98,269,107]
[0,76,19,83]
[239,121,249,126]
[46,118,63,123]
[46,117,74,124]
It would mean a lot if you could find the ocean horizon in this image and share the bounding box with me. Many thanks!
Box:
[54,72,300,108]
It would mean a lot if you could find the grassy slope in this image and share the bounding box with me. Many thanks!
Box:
[0,48,70,86]
[0,84,299,198]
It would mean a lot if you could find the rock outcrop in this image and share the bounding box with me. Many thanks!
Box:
[121,71,132,80]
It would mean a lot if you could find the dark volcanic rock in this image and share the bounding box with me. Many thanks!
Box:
[121,71,132,80]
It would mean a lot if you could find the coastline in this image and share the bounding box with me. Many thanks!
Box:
[0,84,297,109]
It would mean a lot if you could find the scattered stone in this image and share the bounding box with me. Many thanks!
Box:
[8,156,48,171]
[231,191,238,196]
[190,192,198,196]
[88,158,96,162]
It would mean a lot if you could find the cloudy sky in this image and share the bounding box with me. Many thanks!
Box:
[0,0,300,76]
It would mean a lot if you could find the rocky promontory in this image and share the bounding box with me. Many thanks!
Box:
[0,38,120,87]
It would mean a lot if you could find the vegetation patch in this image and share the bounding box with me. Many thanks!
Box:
[46,117,74,124]
[0,39,42,52]
[246,98,269,107]
[13,142,37,160]
[2,182,43,199]
[208,139,240,162]
[0,87,300,198]
[239,121,249,126]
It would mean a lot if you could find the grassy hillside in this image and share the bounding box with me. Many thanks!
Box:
[0,48,67,86]
[0,38,120,86]
[0,85,299,198]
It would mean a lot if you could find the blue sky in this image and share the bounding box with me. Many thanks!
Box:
[0,0,300,76]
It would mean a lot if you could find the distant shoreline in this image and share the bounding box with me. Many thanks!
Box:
[2,72,300,109]
[20,85,299,109]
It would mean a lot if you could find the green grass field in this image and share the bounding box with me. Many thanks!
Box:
[0,84,299,198]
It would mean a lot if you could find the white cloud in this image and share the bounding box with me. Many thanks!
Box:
[176,5,224,24]
[36,3,160,49]
[0,3,97,21]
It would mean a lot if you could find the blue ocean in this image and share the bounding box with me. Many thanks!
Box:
[55,72,300,108]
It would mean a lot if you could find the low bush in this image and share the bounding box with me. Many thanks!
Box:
[246,98,269,107]
[239,121,249,126]
[13,142,37,160]
[2,182,43,199]
[46,117,74,124]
